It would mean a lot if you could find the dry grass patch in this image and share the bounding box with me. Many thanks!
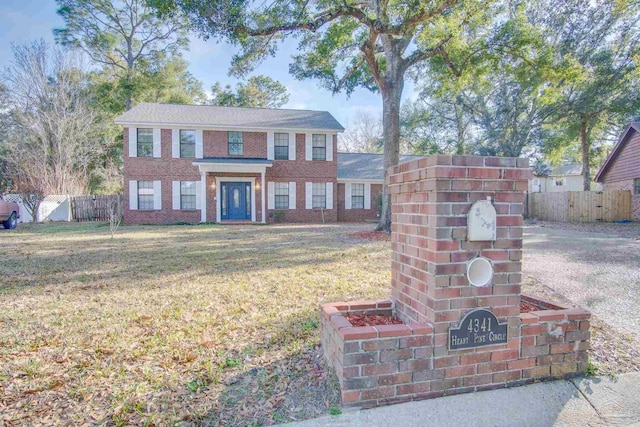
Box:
[0,223,389,426]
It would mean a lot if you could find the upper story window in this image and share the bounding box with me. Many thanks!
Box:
[137,129,153,157]
[274,182,289,209]
[180,181,197,210]
[635,178,640,195]
[351,183,365,209]
[312,134,326,161]
[274,133,289,160]
[180,130,196,158]
[228,131,243,155]
[312,182,326,209]
[138,181,154,210]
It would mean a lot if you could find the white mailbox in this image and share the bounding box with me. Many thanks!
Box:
[467,198,496,241]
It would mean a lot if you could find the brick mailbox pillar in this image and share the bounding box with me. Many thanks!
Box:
[389,155,528,352]
[320,155,590,408]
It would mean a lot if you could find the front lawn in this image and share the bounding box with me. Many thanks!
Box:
[0,223,389,426]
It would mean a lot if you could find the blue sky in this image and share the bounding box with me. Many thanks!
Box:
[0,0,417,127]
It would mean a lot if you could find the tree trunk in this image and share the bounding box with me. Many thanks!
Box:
[580,120,590,191]
[376,76,403,233]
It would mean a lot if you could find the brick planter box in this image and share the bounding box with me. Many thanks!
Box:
[321,295,590,408]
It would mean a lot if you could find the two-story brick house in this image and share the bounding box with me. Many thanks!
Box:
[116,102,351,224]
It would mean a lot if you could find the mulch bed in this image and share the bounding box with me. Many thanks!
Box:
[519,302,539,313]
[346,314,403,327]
[346,231,391,241]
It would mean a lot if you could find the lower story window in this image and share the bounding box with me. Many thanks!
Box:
[138,181,154,210]
[351,183,365,209]
[635,178,640,195]
[312,182,326,209]
[275,182,289,209]
[181,181,197,210]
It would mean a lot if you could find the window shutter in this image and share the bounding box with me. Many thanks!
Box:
[172,130,180,158]
[129,180,138,210]
[195,181,202,210]
[195,130,203,158]
[267,132,275,160]
[153,180,162,210]
[364,183,371,209]
[152,129,161,158]
[268,181,275,209]
[289,132,296,160]
[305,182,313,209]
[128,128,137,157]
[289,182,296,209]
[345,183,352,210]
[172,181,180,210]
[326,182,333,209]
[305,134,312,160]
[326,134,333,161]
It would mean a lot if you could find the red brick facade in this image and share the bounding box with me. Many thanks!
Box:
[123,127,372,224]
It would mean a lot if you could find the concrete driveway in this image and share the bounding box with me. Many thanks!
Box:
[523,224,640,340]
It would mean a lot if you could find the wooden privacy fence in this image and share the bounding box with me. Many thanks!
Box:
[70,195,123,222]
[527,190,632,222]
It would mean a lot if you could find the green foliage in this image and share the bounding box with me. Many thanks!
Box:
[269,210,286,223]
[55,0,189,110]
[328,406,341,416]
[211,75,289,108]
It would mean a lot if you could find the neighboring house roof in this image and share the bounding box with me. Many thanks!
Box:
[114,102,345,132]
[594,122,640,182]
[549,164,582,177]
[337,152,424,181]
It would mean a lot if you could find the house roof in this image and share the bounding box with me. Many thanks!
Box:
[594,122,640,182]
[337,152,424,181]
[549,164,582,176]
[114,102,345,132]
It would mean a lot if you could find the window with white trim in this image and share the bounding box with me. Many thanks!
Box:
[275,182,289,209]
[274,133,289,160]
[351,183,365,209]
[312,182,326,209]
[180,130,196,158]
[312,134,326,161]
[137,129,153,157]
[228,131,243,155]
[137,181,154,210]
[180,181,197,210]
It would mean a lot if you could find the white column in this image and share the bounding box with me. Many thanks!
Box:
[200,172,207,223]
[261,171,266,223]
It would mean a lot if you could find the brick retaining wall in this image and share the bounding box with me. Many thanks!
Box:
[321,297,590,408]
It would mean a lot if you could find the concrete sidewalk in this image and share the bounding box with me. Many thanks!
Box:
[283,373,640,427]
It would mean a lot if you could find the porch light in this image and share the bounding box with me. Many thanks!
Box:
[255,181,261,190]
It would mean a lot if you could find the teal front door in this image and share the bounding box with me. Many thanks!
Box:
[221,182,251,220]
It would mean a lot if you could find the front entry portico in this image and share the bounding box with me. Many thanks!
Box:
[193,157,272,224]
